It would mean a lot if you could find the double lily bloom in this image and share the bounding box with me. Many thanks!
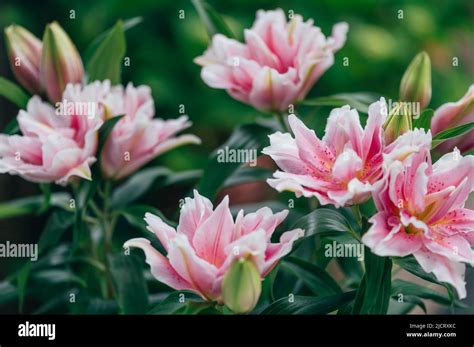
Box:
[124,190,304,310]
[362,145,474,298]
[0,81,200,184]
[195,9,348,112]
[263,99,388,207]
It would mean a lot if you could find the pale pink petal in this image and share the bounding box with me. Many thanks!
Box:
[145,212,177,252]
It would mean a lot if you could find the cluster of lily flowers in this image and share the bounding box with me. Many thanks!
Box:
[1,9,472,313]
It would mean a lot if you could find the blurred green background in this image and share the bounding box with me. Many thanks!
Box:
[0,0,472,277]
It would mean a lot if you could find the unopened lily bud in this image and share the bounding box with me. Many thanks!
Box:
[400,52,432,109]
[222,258,262,314]
[4,25,42,94]
[40,21,83,102]
[383,105,412,144]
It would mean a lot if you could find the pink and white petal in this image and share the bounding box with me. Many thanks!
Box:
[167,234,219,300]
[331,148,363,183]
[144,212,177,252]
[241,207,288,239]
[177,189,214,240]
[383,128,432,168]
[423,235,474,265]
[288,114,335,168]
[124,238,194,292]
[192,196,234,267]
[414,248,467,299]
[361,98,387,161]
[323,106,364,155]
[262,228,304,276]
[327,178,374,207]
[363,212,423,257]
[244,29,281,71]
[220,229,268,276]
[201,65,235,89]
[328,22,349,52]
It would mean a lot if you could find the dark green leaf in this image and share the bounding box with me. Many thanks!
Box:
[121,204,176,233]
[97,115,124,155]
[31,269,86,287]
[393,256,441,285]
[198,122,274,199]
[0,192,71,219]
[391,279,469,309]
[85,20,126,83]
[109,253,149,314]
[191,0,234,39]
[16,263,31,313]
[261,291,356,314]
[3,118,20,134]
[148,291,203,314]
[432,121,474,148]
[413,108,434,131]
[0,77,29,108]
[0,281,17,307]
[223,166,272,188]
[38,209,75,254]
[302,93,379,113]
[353,248,392,314]
[292,208,359,241]
[110,167,172,208]
[282,257,342,296]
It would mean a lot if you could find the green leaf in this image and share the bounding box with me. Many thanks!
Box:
[85,20,126,84]
[302,93,379,113]
[16,263,31,313]
[0,281,17,307]
[292,208,359,241]
[391,279,469,309]
[38,209,75,254]
[148,291,204,314]
[191,0,234,39]
[282,257,342,296]
[261,291,356,314]
[198,122,274,199]
[83,17,141,65]
[31,269,86,287]
[0,77,29,108]
[3,118,20,134]
[110,167,172,208]
[0,192,71,219]
[413,108,434,131]
[352,248,392,314]
[121,204,176,233]
[393,256,441,285]
[223,166,272,188]
[109,253,149,314]
[432,121,474,148]
[97,115,124,155]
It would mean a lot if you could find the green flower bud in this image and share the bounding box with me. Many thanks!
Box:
[222,258,262,314]
[400,51,432,109]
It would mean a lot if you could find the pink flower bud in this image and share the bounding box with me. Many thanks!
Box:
[40,22,84,102]
[4,25,42,94]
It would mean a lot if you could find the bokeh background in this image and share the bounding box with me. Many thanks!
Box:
[0,0,473,311]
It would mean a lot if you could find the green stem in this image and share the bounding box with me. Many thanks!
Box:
[274,112,290,132]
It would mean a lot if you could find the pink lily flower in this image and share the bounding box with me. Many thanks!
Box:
[262,99,388,207]
[100,83,201,179]
[0,94,100,185]
[124,190,304,301]
[431,85,474,154]
[362,146,474,298]
[195,9,348,112]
